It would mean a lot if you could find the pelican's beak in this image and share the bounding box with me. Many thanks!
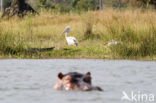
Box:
[62,26,70,35]
[62,28,67,35]
[62,30,66,35]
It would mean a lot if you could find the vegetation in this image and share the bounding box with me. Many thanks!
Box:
[3,0,156,13]
[37,0,156,11]
[0,9,156,60]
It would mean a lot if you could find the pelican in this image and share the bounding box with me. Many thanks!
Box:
[107,40,118,46]
[62,26,78,46]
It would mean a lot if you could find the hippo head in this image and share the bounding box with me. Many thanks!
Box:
[53,72,103,91]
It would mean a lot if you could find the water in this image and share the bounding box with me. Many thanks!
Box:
[0,59,156,103]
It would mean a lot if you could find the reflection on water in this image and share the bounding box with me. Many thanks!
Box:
[0,59,156,103]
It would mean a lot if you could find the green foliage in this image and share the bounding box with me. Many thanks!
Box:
[112,0,129,8]
[73,0,98,11]
[71,0,80,8]
[137,0,156,8]
[26,0,156,13]
[36,0,98,12]
[110,25,156,58]
[0,9,156,60]
[0,31,25,56]
[39,0,47,6]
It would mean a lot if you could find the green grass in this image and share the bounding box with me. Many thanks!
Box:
[0,9,156,60]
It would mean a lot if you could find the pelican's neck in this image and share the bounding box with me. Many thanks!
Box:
[65,33,68,37]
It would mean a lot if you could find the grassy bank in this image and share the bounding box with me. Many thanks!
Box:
[0,9,156,60]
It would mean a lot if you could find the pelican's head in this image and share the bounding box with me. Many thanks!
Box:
[62,26,71,35]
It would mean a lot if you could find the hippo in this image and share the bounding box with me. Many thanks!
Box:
[53,72,103,91]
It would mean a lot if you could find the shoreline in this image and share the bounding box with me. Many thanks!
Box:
[0,54,155,61]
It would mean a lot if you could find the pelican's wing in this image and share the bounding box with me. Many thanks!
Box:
[73,37,78,43]
[71,37,78,45]
[68,37,78,46]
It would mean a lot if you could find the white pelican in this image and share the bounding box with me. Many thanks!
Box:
[105,40,119,46]
[107,40,118,46]
[62,26,78,46]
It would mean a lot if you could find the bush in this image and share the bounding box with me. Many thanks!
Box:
[36,0,99,12]
[74,0,98,11]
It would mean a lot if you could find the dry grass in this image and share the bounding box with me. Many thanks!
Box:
[0,9,156,59]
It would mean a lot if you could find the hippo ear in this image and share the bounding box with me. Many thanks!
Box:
[84,72,92,84]
[58,72,64,79]
[86,72,91,76]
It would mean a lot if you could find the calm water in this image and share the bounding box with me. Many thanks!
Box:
[0,59,156,103]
